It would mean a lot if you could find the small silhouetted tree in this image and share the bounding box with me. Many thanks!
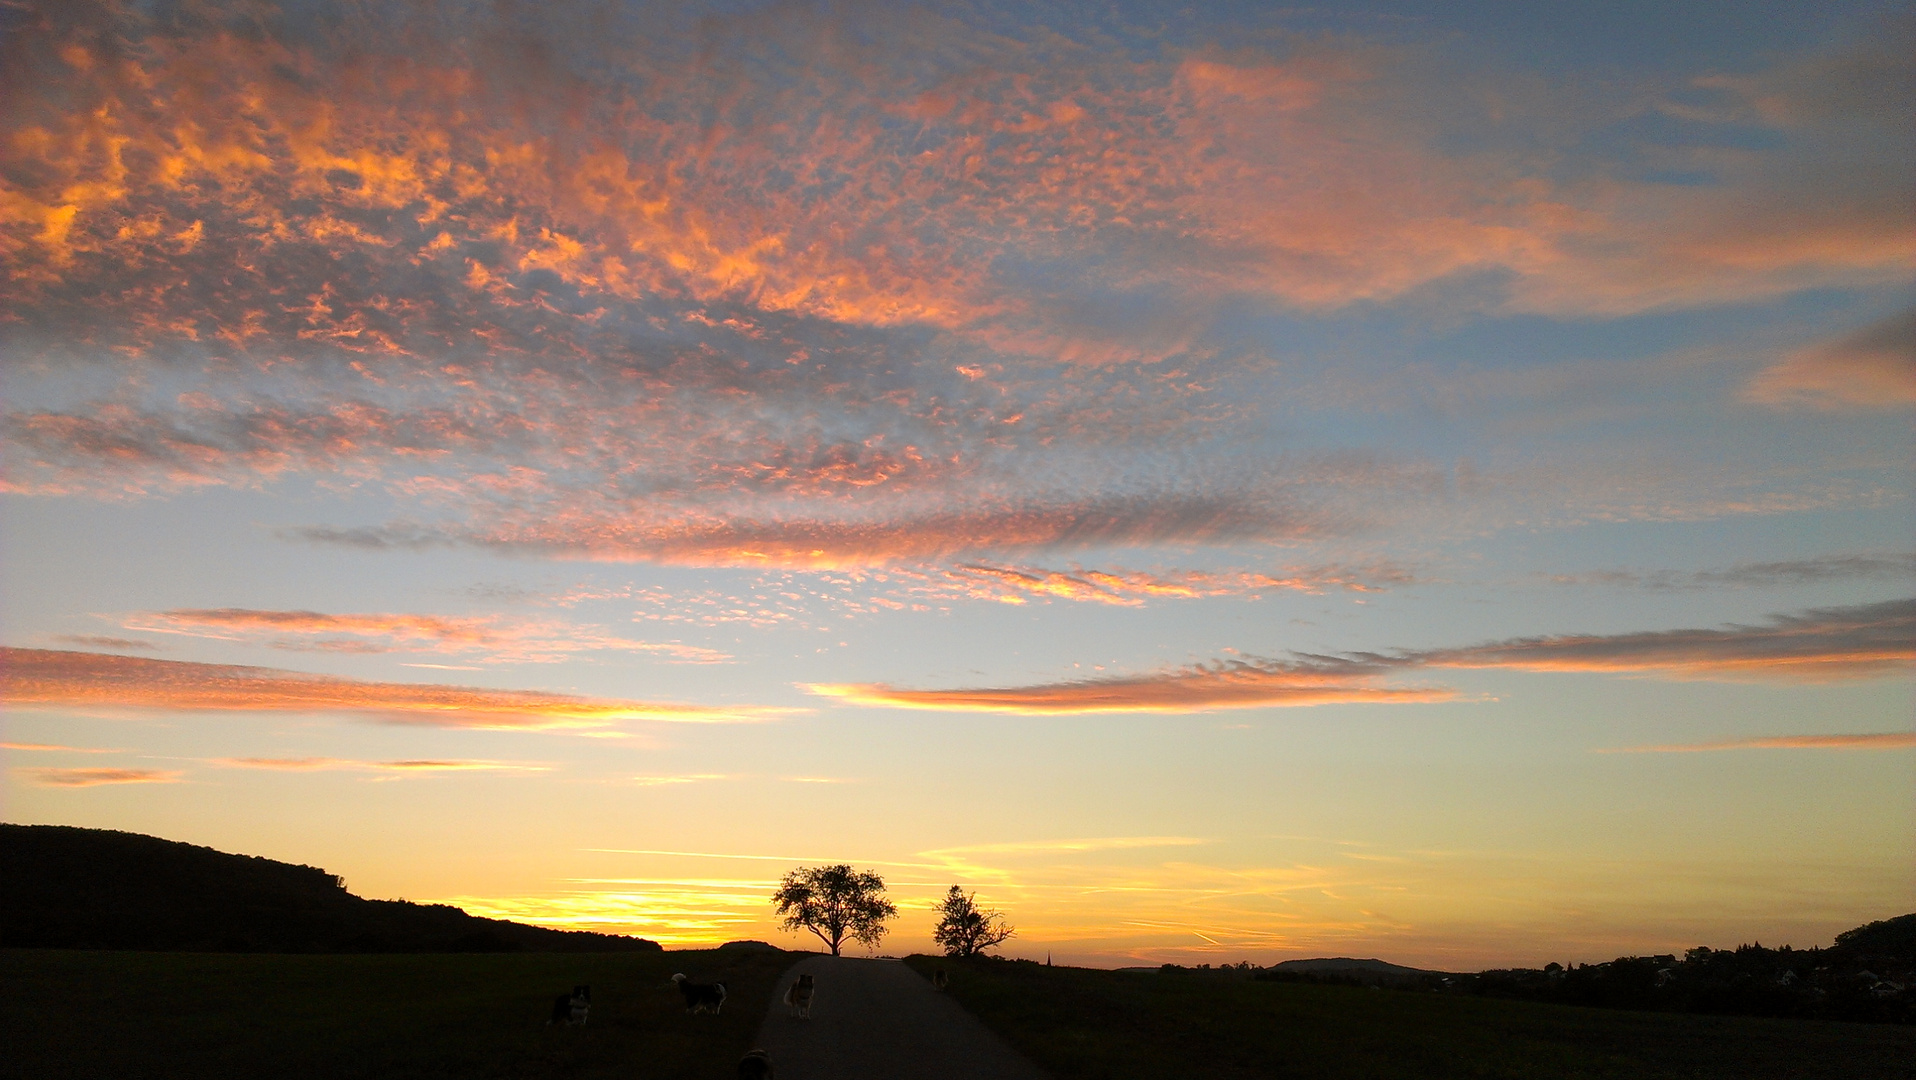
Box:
[772,865,897,956]
[932,885,1014,957]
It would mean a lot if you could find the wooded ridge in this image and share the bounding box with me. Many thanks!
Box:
[0,823,660,953]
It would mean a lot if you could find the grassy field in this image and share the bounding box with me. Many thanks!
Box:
[902,955,1916,1080]
[2,947,798,1079]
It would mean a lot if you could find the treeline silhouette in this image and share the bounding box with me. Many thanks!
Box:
[1178,916,1915,1025]
[1461,917,1914,1025]
[1,824,661,954]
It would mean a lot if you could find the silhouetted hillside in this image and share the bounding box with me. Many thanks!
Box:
[1268,957,1438,976]
[0,824,661,953]
[1832,914,1916,964]
[1250,956,1447,988]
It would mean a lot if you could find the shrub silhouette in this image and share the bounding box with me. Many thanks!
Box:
[932,885,1014,957]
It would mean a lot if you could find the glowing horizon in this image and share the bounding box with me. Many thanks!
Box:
[3,0,1910,970]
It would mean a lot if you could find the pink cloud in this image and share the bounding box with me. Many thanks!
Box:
[11,10,1904,336]
[2,3,1906,570]
[1,648,794,730]
[1602,732,1916,752]
[1744,309,1916,410]
[20,767,183,787]
[811,599,1913,714]
[126,608,729,664]
[290,492,1317,567]
[2,402,522,497]
[1545,553,1916,590]
[3,8,1895,365]
[49,635,158,651]
[212,756,549,773]
[1416,598,1915,682]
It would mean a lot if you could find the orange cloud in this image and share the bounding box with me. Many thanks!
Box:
[19,767,183,787]
[583,560,1407,633]
[1,741,120,753]
[1602,732,1916,752]
[811,599,1913,714]
[11,4,1895,360]
[627,774,735,787]
[807,658,1453,715]
[2,10,1895,359]
[0,648,792,730]
[938,562,1410,606]
[211,756,548,775]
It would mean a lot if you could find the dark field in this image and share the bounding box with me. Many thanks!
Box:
[10,947,1913,1079]
[902,955,1916,1080]
[1,947,795,1079]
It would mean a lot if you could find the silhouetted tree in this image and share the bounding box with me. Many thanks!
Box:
[772,864,897,956]
[931,885,1015,957]
[1834,914,1916,961]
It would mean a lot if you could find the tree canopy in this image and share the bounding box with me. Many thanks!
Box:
[931,885,1015,957]
[771,864,897,956]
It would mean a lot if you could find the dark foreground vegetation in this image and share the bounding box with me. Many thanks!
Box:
[1,823,659,952]
[905,954,1916,1080]
[1460,915,1914,1025]
[1,946,790,1080]
[1234,914,1914,1025]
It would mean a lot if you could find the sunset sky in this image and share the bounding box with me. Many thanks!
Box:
[2,0,1911,970]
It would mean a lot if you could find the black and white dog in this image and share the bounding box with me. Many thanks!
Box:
[546,984,590,1026]
[782,972,815,1019]
[672,973,727,1014]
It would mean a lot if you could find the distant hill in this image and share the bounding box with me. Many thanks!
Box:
[0,823,661,953]
[1248,956,1449,988]
[1267,957,1443,977]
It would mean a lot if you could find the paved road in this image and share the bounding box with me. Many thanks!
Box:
[749,955,1050,1080]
